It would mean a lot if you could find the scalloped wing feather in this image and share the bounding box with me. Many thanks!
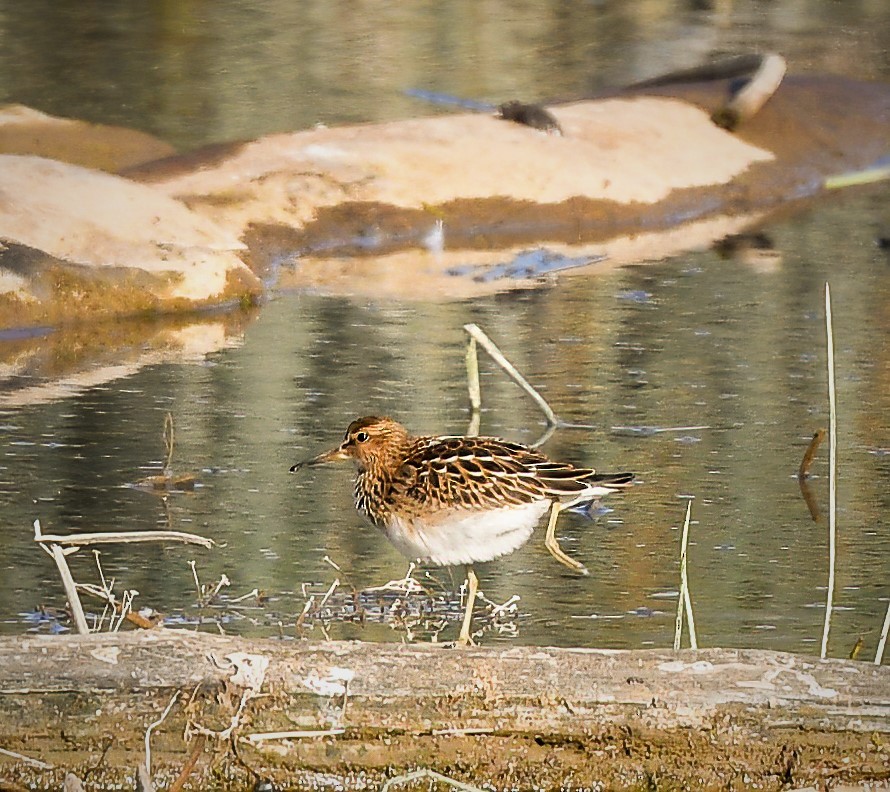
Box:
[389,435,628,515]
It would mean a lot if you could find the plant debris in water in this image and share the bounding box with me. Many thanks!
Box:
[18,559,524,645]
[447,248,604,282]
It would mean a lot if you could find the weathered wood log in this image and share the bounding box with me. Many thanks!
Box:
[0,630,887,790]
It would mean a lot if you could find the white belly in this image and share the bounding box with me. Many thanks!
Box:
[383,500,551,566]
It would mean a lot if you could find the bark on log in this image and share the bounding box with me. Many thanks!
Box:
[0,630,887,790]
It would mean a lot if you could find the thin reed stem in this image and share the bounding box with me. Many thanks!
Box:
[163,412,175,473]
[673,587,684,652]
[820,283,837,660]
[875,600,890,665]
[674,500,697,651]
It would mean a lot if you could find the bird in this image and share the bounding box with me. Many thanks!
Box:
[290,416,634,645]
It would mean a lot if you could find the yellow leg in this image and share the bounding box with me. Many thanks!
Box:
[544,501,590,576]
[458,566,478,646]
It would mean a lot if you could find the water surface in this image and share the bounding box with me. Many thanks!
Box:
[0,1,887,656]
[3,185,888,653]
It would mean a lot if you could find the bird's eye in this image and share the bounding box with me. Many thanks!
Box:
[355,431,370,443]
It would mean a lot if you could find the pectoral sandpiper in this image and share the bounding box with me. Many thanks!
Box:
[291,416,634,645]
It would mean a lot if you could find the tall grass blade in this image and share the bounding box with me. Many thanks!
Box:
[820,283,837,660]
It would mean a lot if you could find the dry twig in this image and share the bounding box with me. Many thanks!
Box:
[35,525,215,550]
[463,323,559,428]
[0,746,54,769]
[382,769,485,792]
[144,691,181,778]
[246,728,345,743]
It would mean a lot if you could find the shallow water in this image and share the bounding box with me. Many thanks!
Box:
[0,1,888,654]
[3,185,888,652]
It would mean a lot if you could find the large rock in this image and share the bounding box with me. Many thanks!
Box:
[135,96,774,223]
[0,155,263,329]
[1,73,887,325]
[129,74,890,299]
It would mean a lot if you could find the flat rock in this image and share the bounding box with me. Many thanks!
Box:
[1,73,887,327]
[137,96,774,218]
[129,74,890,299]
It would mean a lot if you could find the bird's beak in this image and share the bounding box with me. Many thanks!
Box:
[289,443,349,472]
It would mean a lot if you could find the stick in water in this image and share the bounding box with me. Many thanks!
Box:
[35,518,91,636]
[798,428,826,479]
[463,323,559,427]
[35,527,215,549]
[465,334,481,437]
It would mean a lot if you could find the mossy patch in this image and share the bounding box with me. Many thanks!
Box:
[0,241,262,331]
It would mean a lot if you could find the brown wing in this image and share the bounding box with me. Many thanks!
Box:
[389,435,616,513]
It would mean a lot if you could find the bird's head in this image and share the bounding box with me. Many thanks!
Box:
[290,416,411,473]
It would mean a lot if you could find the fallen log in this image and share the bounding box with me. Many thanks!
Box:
[0,631,887,790]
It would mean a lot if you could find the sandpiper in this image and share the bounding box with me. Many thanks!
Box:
[291,416,634,645]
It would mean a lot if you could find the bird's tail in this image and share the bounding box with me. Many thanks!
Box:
[573,471,635,500]
[588,471,635,489]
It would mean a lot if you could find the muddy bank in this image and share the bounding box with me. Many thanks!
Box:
[0,631,887,790]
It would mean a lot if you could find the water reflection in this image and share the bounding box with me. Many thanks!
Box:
[2,1,887,151]
[1,184,887,656]
[0,311,255,408]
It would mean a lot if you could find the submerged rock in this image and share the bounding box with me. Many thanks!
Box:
[0,103,176,172]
